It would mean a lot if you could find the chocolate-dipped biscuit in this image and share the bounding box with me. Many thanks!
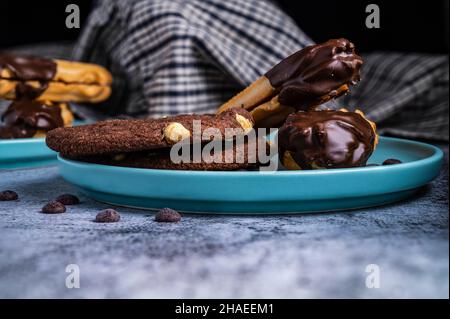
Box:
[265,38,362,108]
[0,53,56,81]
[46,108,254,158]
[0,53,112,103]
[0,53,56,100]
[278,110,377,170]
[0,122,35,139]
[217,39,363,127]
[0,100,73,139]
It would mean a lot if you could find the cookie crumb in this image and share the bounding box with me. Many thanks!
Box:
[0,190,18,201]
[382,158,402,165]
[55,194,80,205]
[155,208,181,222]
[42,201,66,214]
[95,209,120,223]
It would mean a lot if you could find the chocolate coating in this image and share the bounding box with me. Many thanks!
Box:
[0,53,56,99]
[0,100,63,139]
[0,124,35,139]
[0,53,56,81]
[265,39,363,110]
[278,110,376,169]
[14,81,50,100]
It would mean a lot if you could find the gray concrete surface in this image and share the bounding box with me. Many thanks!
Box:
[0,147,448,299]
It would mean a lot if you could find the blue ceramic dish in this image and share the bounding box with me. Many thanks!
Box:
[0,121,85,170]
[57,136,443,214]
[0,137,57,170]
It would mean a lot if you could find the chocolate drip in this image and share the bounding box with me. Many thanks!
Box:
[0,53,56,99]
[15,81,50,100]
[265,39,363,110]
[0,53,56,81]
[0,124,36,139]
[0,101,63,139]
[278,110,376,169]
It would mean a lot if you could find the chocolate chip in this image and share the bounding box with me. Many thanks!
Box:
[155,208,181,223]
[0,190,18,201]
[42,201,66,214]
[55,194,80,205]
[95,209,120,223]
[382,158,402,165]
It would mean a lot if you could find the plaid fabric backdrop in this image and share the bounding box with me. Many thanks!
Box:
[6,0,449,141]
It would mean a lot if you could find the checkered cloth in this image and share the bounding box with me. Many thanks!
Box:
[6,0,450,141]
[342,52,449,141]
[72,0,313,117]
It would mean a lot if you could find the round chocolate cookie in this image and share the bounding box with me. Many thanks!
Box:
[278,110,377,170]
[46,108,254,158]
[75,137,271,171]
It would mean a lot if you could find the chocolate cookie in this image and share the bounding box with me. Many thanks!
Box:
[46,108,254,157]
[73,137,270,171]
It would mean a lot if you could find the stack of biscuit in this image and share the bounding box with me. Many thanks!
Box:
[46,108,270,171]
[0,53,112,139]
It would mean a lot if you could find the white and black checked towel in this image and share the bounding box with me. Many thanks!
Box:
[72,0,313,116]
[8,0,449,141]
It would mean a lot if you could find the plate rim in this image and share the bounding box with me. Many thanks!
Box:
[57,136,443,176]
[0,120,85,146]
[0,137,46,145]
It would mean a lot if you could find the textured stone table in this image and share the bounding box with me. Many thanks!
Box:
[0,147,448,299]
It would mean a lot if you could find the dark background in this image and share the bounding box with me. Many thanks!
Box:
[0,0,448,53]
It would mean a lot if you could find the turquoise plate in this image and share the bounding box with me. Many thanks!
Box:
[0,121,85,170]
[0,137,57,170]
[57,137,443,214]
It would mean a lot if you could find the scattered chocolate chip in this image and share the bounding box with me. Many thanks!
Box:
[0,190,18,201]
[95,209,120,223]
[366,164,380,167]
[42,201,66,214]
[55,194,80,205]
[382,158,402,165]
[155,208,181,223]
